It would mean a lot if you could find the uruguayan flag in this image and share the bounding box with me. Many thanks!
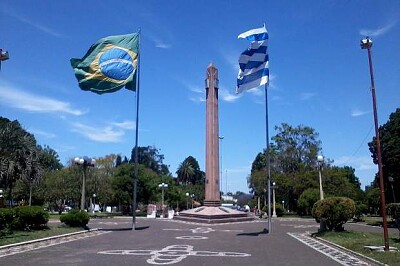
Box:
[236,25,269,94]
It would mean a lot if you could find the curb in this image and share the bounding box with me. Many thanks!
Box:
[0,228,99,250]
[313,235,386,266]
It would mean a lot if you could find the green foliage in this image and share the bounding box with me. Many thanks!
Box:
[298,188,320,216]
[12,206,49,230]
[176,156,204,185]
[369,108,400,203]
[312,197,356,231]
[60,209,90,228]
[353,203,368,222]
[130,146,170,175]
[386,203,400,236]
[0,208,14,231]
[275,203,284,217]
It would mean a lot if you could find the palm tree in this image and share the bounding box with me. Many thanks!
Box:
[176,160,195,185]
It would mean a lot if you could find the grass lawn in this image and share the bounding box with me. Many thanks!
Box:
[315,230,400,266]
[0,225,83,247]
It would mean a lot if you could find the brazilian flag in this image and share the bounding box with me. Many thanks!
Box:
[71,33,139,94]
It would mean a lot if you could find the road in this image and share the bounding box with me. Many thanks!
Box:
[0,216,381,266]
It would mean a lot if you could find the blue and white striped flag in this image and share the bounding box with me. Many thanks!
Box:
[236,25,269,94]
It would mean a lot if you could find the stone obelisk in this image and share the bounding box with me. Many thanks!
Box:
[174,64,252,223]
[204,63,220,207]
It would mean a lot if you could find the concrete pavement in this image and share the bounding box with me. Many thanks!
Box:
[0,217,382,266]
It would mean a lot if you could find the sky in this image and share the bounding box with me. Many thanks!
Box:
[1,1,399,194]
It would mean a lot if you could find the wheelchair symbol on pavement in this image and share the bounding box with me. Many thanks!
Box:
[98,244,251,265]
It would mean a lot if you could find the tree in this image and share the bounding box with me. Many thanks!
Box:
[176,156,205,185]
[368,108,400,203]
[298,188,320,216]
[130,146,170,176]
[0,117,42,205]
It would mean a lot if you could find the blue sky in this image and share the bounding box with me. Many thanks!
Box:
[1,1,399,193]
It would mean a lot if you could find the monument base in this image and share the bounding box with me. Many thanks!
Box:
[174,206,254,224]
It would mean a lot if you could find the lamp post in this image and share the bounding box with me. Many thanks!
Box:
[272,182,277,217]
[191,194,195,209]
[158,182,168,208]
[360,36,389,251]
[388,177,396,203]
[281,200,285,212]
[317,155,324,200]
[185,192,189,209]
[74,156,96,211]
[93,194,96,213]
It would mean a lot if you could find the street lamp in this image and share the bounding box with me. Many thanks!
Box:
[191,194,195,209]
[388,177,396,203]
[185,192,189,209]
[93,193,96,213]
[360,36,389,251]
[158,182,168,208]
[281,200,285,212]
[272,182,277,217]
[74,156,96,211]
[317,155,324,200]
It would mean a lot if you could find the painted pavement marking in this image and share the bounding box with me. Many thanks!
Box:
[0,230,110,258]
[288,232,371,266]
[176,236,208,240]
[164,227,243,234]
[281,224,320,229]
[98,244,251,265]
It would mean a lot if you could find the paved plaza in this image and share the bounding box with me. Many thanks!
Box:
[0,217,383,266]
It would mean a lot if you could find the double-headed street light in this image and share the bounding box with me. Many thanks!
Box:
[317,155,324,200]
[360,36,389,251]
[74,156,96,211]
[158,182,168,208]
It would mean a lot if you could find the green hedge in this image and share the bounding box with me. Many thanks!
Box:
[0,208,14,231]
[387,203,400,236]
[60,210,90,228]
[13,206,49,230]
[0,206,49,232]
[312,197,355,231]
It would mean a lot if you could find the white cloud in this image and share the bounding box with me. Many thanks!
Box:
[219,87,241,103]
[351,109,369,117]
[189,96,206,103]
[155,43,171,49]
[360,21,397,37]
[111,120,135,130]
[334,155,376,171]
[71,122,125,143]
[300,92,317,101]
[29,129,56,139]
[0,84,85,116]
[5,6,62,38]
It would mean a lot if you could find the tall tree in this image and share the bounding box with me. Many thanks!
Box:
[0,117,42,205]
[130,146,170,176]
[368,108,400,203]
[176,156,205,185]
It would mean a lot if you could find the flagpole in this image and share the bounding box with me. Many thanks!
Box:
[132,29,141,231]
[265,84,272,233]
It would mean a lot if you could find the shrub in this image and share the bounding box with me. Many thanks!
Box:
[60,210,90,228]
[12,206,49,230]
[312,197,356,231]
[386,203,400,237]
[298,188,320,216]
[275,203,284,217]
[0,208,14,233]
[353,203,368,222]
